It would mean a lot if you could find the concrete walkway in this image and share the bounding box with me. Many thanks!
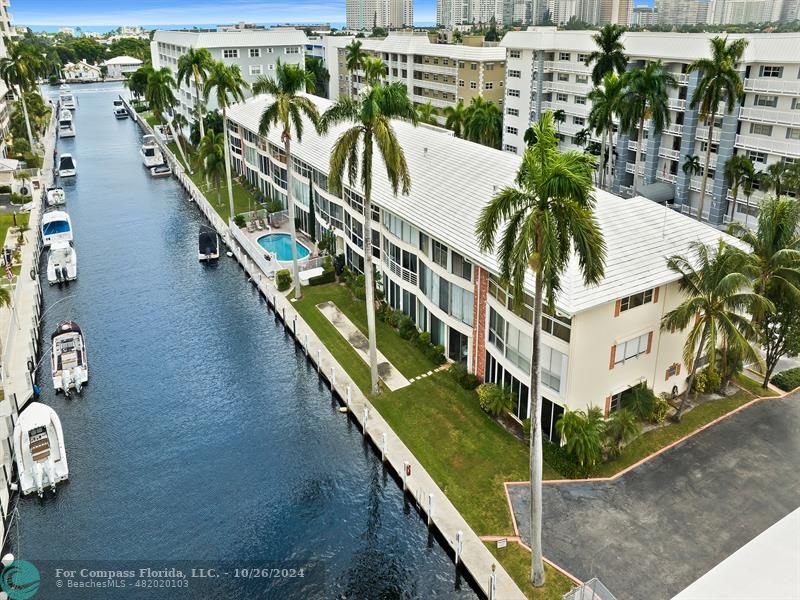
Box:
[507,392,800,600]
[316,300,410,391]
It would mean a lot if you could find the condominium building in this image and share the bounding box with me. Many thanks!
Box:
[150,29,307,127]
[500,28,800,227]
[706,0,787,23]
[631,4,659,25]
[346,0,414,30]
[225,92,739,439]
[655,0,710,24]
[346,32,507,111]
[0,1,10,158]
[437,0,531,27]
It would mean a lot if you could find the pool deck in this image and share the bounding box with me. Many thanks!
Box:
[240,223,320,275]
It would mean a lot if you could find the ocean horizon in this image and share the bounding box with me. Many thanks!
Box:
[21,22,439,33]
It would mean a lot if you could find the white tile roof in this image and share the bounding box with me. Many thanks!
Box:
[501,28,800,64]
[227,94,742,315]
[153,29,308,49]
[359,33,506,61]
[103,55,143,66]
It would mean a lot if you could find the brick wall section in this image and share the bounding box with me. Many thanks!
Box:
[471,266,489,378]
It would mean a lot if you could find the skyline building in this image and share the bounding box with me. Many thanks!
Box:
[347,0,414,30]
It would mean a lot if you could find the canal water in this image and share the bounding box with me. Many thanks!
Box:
[14,83,478,599]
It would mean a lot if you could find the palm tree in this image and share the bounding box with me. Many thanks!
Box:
[475,112,606,587]
[661,240,770,421]
[523,125,538,148]
[319,83,418,395]
[344,40,366,97]
[688,36,748,222]
[682,154,702,177]
[126,65,151,100]
[463,97,502,148]
[145,66,191,170]
[197,130,226,206]
[584,24,628,86]
[252,61,320,301]
[361,56,387,86]
[552,109,566,134]
[724,154,754,220]
[588,73,624,189]
[741,173,759,228]
[556,406,604,471]
[0,42,42,147]
[177,47,213,143]
[0,286,10,309]
[442,99,466,137]
[573,127,590,149]
[416,101,438,125]
[204,61,250,224]
[759,161,788,197]
[620,61,677,195]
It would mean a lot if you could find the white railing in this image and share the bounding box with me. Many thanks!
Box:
[545,81,589,96]
[412,62,457,77]
[675,73,689,85]
[383,256,418,286]
[668,98,686,111]
[695,126,722,142]
[658,148,680,161]
[738,107,800,127]
[744,78,800,95]
[656,172,677,184]
[735,134,800,158]
[625,163,645,176]
[663,123,683,136]
[411,94,450,109]
[411,78,456,94]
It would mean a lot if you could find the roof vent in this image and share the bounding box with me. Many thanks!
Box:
[423,147,428,157]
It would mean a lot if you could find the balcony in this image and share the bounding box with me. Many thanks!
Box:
[411,94,451,109]
[744,78,800,95]
[412,62,457,76]
[675,73,689,85]
[625,163,645,176]
[668,98,686,111]
[735,134,800,158]
[545,81,590,96]
[658,147,681,161]
[412,78,456,94]
[656,172,678,184]
[662,123,684,136]
[695,126,721,142]
[738,107,800,127]
[383,256,418,287]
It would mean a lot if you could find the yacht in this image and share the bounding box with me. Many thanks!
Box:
[113,98,124,111]
[150,164,172,178]
[45,186,66,207]
[13,403,69,497]
[59,90,76,111]
[51,320,88,396]
[41,210,73,247]
[47,241,77,284]
[114,106,128,119]
[198,225,219,261]
[58,109,75,138]
[140,134,164,168]
[58,153,76,177]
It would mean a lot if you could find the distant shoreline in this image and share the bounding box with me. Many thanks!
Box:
[18,22,440,33]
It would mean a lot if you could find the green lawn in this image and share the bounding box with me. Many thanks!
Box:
[486,542,574,600]
[0,213,30,247]
[733,372,778,397]
[140,111,159,129]
[592,389,756,478]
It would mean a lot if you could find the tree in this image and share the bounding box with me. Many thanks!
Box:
[416,101,438,125]
[475,112,606,587]
[107,37,150,60]
[203,61,250,224]
[305,55,330,98]
[0,41,43,148]
[197,130,226,206]
[452,30,463,44]
[741,172,760,227]
[682,153,702,177]
[523,125,537,148]
[661,240,770,421]
[603,408,640,458]
[759,161,789,197]
[252,61,320,301]
[362,56,387,86]
[556,406,604,471]
[320,82,418,394]
[344,40,366,98]
[99,64,108,81]
[145,66,190,170]
[588,73,624,189]
[126,65,151,99]
[463,97,502,148]
[573,127,590,149]
[620,61,676,195]
[724,154,754,220]
[177,47,213,143]
[552,109,566,134]
[442,99,466,137]
[584,24,628,86]
[728,196,800,386]
[688,36,748,222]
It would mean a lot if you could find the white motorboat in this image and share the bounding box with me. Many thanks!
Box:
[114,106,128,119]
[13,402,69,497]
[58,108,75,138]
[45,186,66,207]
[51,320,89,396]
[140,134,164,168]
[59,90,76,111]
[155,124,174,143]
[58,153,76,177]
[113,98,124,110]
[150,164,172,178]
[47,241,77,284]
[198,224,219,261]
[41,210,73,247]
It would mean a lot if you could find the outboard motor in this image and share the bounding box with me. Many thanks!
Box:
[73,366,83,394]
[47,457,57,492]
[34,462,44,498]
[61,370,71,397]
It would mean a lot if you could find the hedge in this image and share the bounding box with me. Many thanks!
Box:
[772,367,800,392]
[542,440,585,479]
[308,269,335,286]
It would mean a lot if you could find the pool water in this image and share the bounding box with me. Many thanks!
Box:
[257,233,310,261]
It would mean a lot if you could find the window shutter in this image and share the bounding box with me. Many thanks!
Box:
[653,287,660,303]
[614,299,621,317]
[604,395,612,417]
[609,345,616,370]
[647,332,653,353]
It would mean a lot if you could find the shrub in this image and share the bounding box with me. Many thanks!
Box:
[603,408,640,458]
[542,439,586,479]
[0,185,10,194]
[772,367,800,392]
[10,193,27,204]
[333,254,345,276]
[449,363,481,390]
[397,315,417,340]
[386,308,401,328]
[276,269,292,292]
[430,344,446,364]
[556,406,604,473]
[693,367,721,394]
[233,214,246,228]
[652,394,672,424]
[625,384,658,422]
[323,255,333,271]
[477,383,512,416]
[308,269,335,286]
[267,199,283,214]
[417,331,431,347]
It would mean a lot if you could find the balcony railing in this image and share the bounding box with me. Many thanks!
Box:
[695,126,721,142]
[735,134,800,158]
[658,148,681,161]
[411,94,451,109]
[738,107,800,127]
[411,78,456,94]
[662,123,683,136]
[668,98,686,111]
[383,256,418,286]
[656,172,677,184]
[744,78,800,95]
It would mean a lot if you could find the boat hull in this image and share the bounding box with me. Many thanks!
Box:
[47,249,77,284]
[13,403,69,496]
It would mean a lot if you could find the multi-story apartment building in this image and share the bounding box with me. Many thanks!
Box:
[347,0,414,30]
[346,32,507,112]
[631,4,659,24]
[225,93,738,440]
[438,0,531,27]
[655,0,710,24]
[501,28,800,227]
[0,1,11,158]
[150,29,307,128]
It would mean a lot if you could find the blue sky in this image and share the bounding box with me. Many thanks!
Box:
[14,0,438,27]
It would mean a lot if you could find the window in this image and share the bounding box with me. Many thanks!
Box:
[451,252,472,281]
[541,308,571,342]
[504,144,518,153]
[470,62,477,71]
[509,69,521,78]
[470,81,478,89]
[223,49,239,59]
[559,52,570,61]
[759,65,783,78]
[506,107,519,116]
[506,125,518,135]
[508,89,520,98]
[620,288,654,312]
[285,47,300,54]
[541,346,564,391]
[486,63,495,71]
[793,98,800,110]
[484,82,493,90]
[443,58,449,65]
[700,141,719,153]
[510,50,521,59]
[575,95,586,105]
[433,57,439,65]
[577,53,588,62]
[754,95,778,108]
[458,79,465,87]
[488,308,505,350]
[506,323,532,373]
[249,48,261,58]
[748,150,767,163]
[267,64,275,71]
[787,128,800,140]
[573,116,585,126]
[249,65,262,75]
[556,93,568,102]
[458,61,465,68]
[576,74,588,84]
[750,123,773,136]
[432,240,448,268]
[614,332,651,365]
[558,73,569,82]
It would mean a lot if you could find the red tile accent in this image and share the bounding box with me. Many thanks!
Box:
[614,299,621,317]
[609,345,616,370]
[647,331,653,354]
[604,395,612,417]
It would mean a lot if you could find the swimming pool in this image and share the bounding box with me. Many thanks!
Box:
[257,233,310,261]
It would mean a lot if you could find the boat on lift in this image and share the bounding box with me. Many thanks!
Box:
[13,402,69,497]
[59,87,76,111]
[140,134,164,168]
[45,186,66,207]
[58,108,75,138]
[114,106,128,119]
[51,320,88,396]
[47,241,77,284]
[41,210,73,247]
[58,153,77,177]
[198,224,219,261]
[150,164,172,178]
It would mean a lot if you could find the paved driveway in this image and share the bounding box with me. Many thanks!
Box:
[508,392,800,600]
